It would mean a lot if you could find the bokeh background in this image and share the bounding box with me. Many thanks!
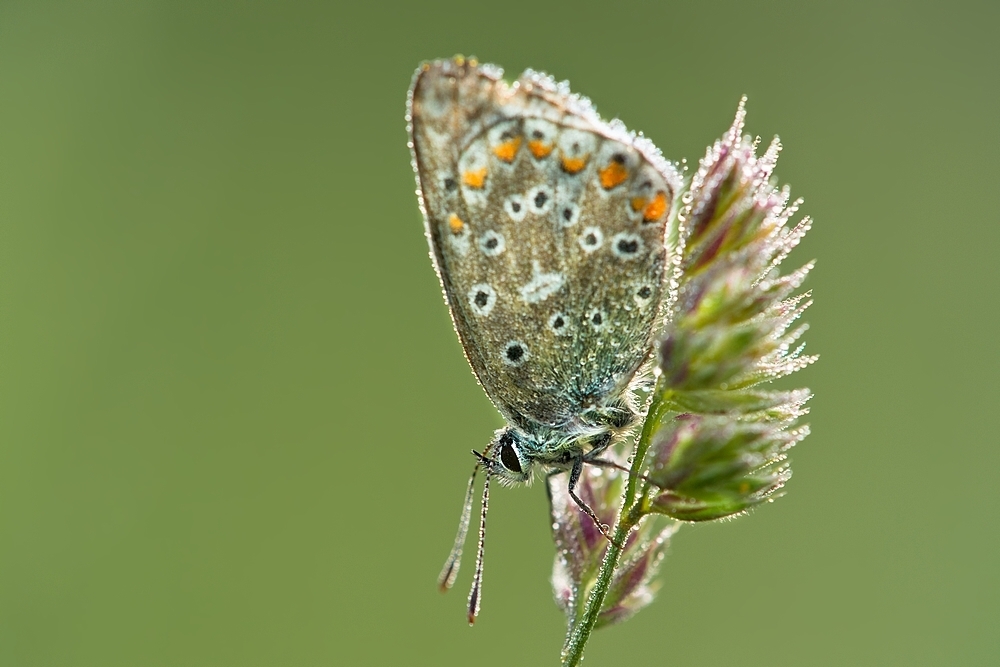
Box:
[1,1,997,665]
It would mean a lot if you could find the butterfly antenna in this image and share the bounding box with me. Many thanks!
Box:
[438,460,481,592]
[467,468,490,625]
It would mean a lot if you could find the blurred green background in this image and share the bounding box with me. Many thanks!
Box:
[1,1,997,665]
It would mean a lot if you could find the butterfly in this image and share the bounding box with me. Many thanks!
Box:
[406,56,681,623]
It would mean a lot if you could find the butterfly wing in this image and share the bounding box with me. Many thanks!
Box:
[408,58,682,433]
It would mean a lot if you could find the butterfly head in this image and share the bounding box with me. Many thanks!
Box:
[481,428,534,486]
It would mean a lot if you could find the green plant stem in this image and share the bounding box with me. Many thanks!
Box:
[561,383,675,666]
[561,518,631,666]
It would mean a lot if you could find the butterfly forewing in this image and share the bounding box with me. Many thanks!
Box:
[409,59,680,435]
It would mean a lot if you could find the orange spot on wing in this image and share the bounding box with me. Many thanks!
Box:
[631,197,647,212]
[643,192,667,222]
[528,140,554,158]
[560,155,589,174]
[492,137,522,163]
[462,167,488,189]
[599,161,629,189]
[448,214,464,234]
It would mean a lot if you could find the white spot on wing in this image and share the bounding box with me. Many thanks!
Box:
[487,120,522,168]
[519,261,564,304]
[458,140,490,207]
[548,311,572,335]
[557,129,597,166]
[438,173,459,196]
[468,283,497,316]
[611,232,645,260]
[595,141,641,199]
[448,223,471,255]
[526,185,554,215]
[633,283,655,307]
[524,119,558,155]
[587,308,608,330]
[557,201,580,227]
[578,226,603,253]
[479,230,506,256]
[502,340,529,367]
[504,194,527,222]
[627,164,669,222]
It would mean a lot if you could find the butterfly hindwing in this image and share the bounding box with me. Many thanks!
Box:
[409,59,681,433]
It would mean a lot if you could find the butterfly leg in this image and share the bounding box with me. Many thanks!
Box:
[567,456,624,548]
[584,431,613,460]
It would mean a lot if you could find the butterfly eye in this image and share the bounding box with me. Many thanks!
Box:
[499,439,522,474]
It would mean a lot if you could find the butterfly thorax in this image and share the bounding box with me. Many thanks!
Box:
[491,398,637,485]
